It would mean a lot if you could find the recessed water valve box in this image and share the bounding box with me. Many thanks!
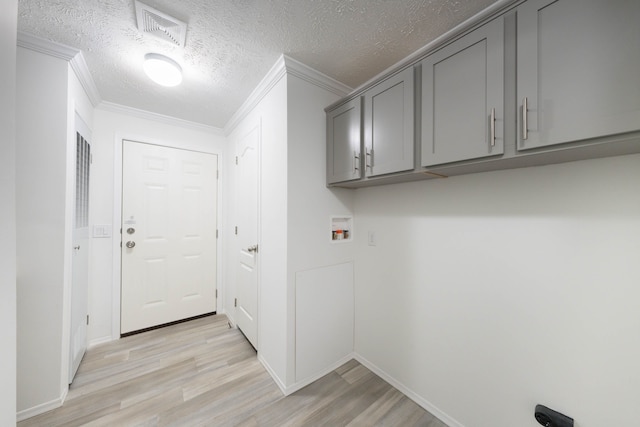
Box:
[331,216,352,242]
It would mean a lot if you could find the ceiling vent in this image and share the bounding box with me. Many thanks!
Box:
[135,1,187,47]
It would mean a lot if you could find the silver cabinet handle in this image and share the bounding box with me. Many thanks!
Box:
[353,150,360,173]
[490,108,496,147]
[247,244,258,253]
[73,245,81,250]
[126,241,136,249]
[365,147,373,170]
[522,97,528,140]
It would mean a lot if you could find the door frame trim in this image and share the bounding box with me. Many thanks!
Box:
[111,134,224,340]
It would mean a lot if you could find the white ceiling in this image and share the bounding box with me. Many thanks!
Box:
[17,0,498,129]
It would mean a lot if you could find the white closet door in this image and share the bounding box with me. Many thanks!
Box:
[235,125,259,349]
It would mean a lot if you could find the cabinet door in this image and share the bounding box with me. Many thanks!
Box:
[327,98,362,184]
[517,0,640,151]
[421,17,504,167]
[363,67,414,177]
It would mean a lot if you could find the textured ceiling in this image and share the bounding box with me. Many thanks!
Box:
[18,0,498,128]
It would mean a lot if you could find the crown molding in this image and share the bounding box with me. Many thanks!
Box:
[69,52,102,107]
[224,54,352,136]
[325,0,522,111]
[17,31,102,107]
[97,101,225,135]
[282,55,352,97]
[17,31,78,61]
[224,55,288,136]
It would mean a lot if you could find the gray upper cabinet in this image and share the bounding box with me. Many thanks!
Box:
[517,0,640,151]
[326,0,640,188]
[421,16,504,167]
[326,97,362,184]
[363,67,414,177]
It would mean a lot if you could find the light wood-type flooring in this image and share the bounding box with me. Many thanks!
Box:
[18,314,447,427]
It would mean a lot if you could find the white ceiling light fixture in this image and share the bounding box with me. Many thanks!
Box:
[143,53,183,87]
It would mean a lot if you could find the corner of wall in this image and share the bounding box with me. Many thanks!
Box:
[16,43,73,417]
[0,1,18,425]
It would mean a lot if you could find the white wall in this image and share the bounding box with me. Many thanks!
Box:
[16,47,95,418]
[286,74,355,387]
[88,107,227,345]
[16,47,69,415]
[226,76,290,387]
[226,66,355,392]
[353,154,640,427]
[0,1,18,424]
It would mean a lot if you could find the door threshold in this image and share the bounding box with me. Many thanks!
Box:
[120,311,217,338]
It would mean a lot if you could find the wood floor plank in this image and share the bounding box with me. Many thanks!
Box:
[296,374,391,426]
[247,372,351,427]
[18,314,447,427]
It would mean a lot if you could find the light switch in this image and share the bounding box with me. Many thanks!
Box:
[368,231,376,246]
[93,224,112,238]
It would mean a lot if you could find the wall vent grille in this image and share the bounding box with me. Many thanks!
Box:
[135,1,187,47]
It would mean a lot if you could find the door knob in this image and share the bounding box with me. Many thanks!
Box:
[126,241,136,249]
[127,227,135,234]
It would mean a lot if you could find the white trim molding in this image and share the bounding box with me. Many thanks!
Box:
[17,32,102,107]
[98,101,225,135]
[88,336,115,349]
[282,55,352,98]
[258,353,287,395]
[17,31,78,61]
[284,353,355,396]
[224,54,352,136]
[354,353,466,427]
[325,0,522,110]
[16,387,66,422]
[69,53,101,107]
[224,56,288,136]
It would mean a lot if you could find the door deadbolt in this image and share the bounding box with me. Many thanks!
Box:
[127,227,135,234]
[126,241,136,248]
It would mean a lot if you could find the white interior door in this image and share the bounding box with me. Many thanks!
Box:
[69,124,90,383]
[236,126,259,349]
[121,141,218,334]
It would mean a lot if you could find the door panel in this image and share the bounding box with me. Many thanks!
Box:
[364,67,414,176]
[121,141,218,334]
[235,125,259,349]
[517,0,640,150]
[69,124,90,384]
[421,16,504,166]
[326,98,362,184]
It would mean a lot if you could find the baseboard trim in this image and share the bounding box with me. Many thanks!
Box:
[16,394,64,422]
[259,353,356,397]
[88,335,116,349]
[285,353,355,396]
[257,354,287,395]
[353,353,466,427]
